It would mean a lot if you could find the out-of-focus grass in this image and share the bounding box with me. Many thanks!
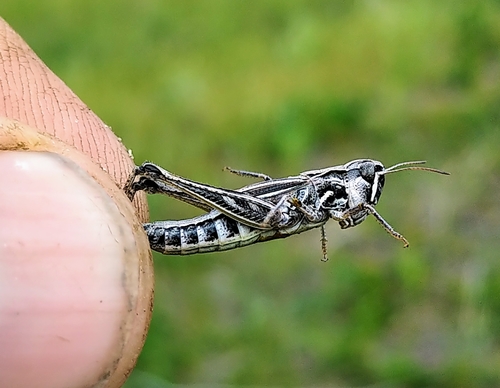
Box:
[3,1,500,387]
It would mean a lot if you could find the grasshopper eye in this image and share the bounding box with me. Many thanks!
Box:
[359,162,376,182]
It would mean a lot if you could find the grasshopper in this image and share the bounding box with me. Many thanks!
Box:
[124,159,448,261]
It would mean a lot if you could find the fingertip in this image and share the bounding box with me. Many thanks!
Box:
[0,127,153,387]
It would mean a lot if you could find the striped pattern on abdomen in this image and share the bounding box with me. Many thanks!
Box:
[145,210,265,254]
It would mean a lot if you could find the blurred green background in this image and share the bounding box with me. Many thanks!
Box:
[3,1,500,387]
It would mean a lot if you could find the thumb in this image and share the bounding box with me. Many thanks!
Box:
[0,17,153,388]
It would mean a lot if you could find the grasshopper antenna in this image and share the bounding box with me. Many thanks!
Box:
[382,161,450,176]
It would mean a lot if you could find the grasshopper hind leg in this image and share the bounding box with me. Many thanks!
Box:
[123,163,165,201]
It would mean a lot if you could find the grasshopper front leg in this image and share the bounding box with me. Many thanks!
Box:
[330,203,409,248]
[363,204,409,248]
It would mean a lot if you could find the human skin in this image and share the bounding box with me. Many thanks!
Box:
[0,17,154,388]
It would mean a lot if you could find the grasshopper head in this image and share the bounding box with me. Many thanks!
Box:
[334,159,449,229]
[344,159,449,208]
[343,159,386,207]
